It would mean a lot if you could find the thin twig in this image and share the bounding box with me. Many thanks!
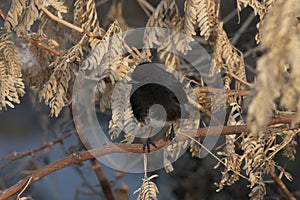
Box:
[40,6,83,33]
[137,0,155,17]
[179,131,250,181]
[232,13,256,45]
[0,130,76,162]
[245,63,257,75]
[244,46,261,58]
[90,159,115,200]
[39,6,102,40]
[96,0,110,7]
[269,171,297,200]
[194,86,250,96]
[222,8,237,24]
[226,70,252,87]
[26,37,62,56]
[191,86,249,125]
[188,98,222,125]
[0,8,6,20]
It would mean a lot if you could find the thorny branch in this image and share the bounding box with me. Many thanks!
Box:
[0,115,294,200]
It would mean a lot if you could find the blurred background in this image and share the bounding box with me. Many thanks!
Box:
[1,0,299,199]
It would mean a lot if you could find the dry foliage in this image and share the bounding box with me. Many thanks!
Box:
[0,33,25,110]
[0,0,300,199]
[72,0,105,49]
[248,0,300,134]
[134,174,159,200]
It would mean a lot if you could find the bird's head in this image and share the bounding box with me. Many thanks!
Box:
[129,62,166,86]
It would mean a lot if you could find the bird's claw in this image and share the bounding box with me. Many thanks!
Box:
[143,138,157,153]
[164,131,175,141]
[164,125,175,141]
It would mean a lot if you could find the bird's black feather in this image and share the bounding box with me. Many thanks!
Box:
[128,63,191,151]
[130,83,182,122]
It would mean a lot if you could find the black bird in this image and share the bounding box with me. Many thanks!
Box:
[129,62,190,151]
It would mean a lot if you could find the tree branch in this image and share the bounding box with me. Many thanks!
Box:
[0,115,293,200]
[26,37,62,56]
[269,171,297,200]
[194,87,250,97]
[90,159,115,200]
